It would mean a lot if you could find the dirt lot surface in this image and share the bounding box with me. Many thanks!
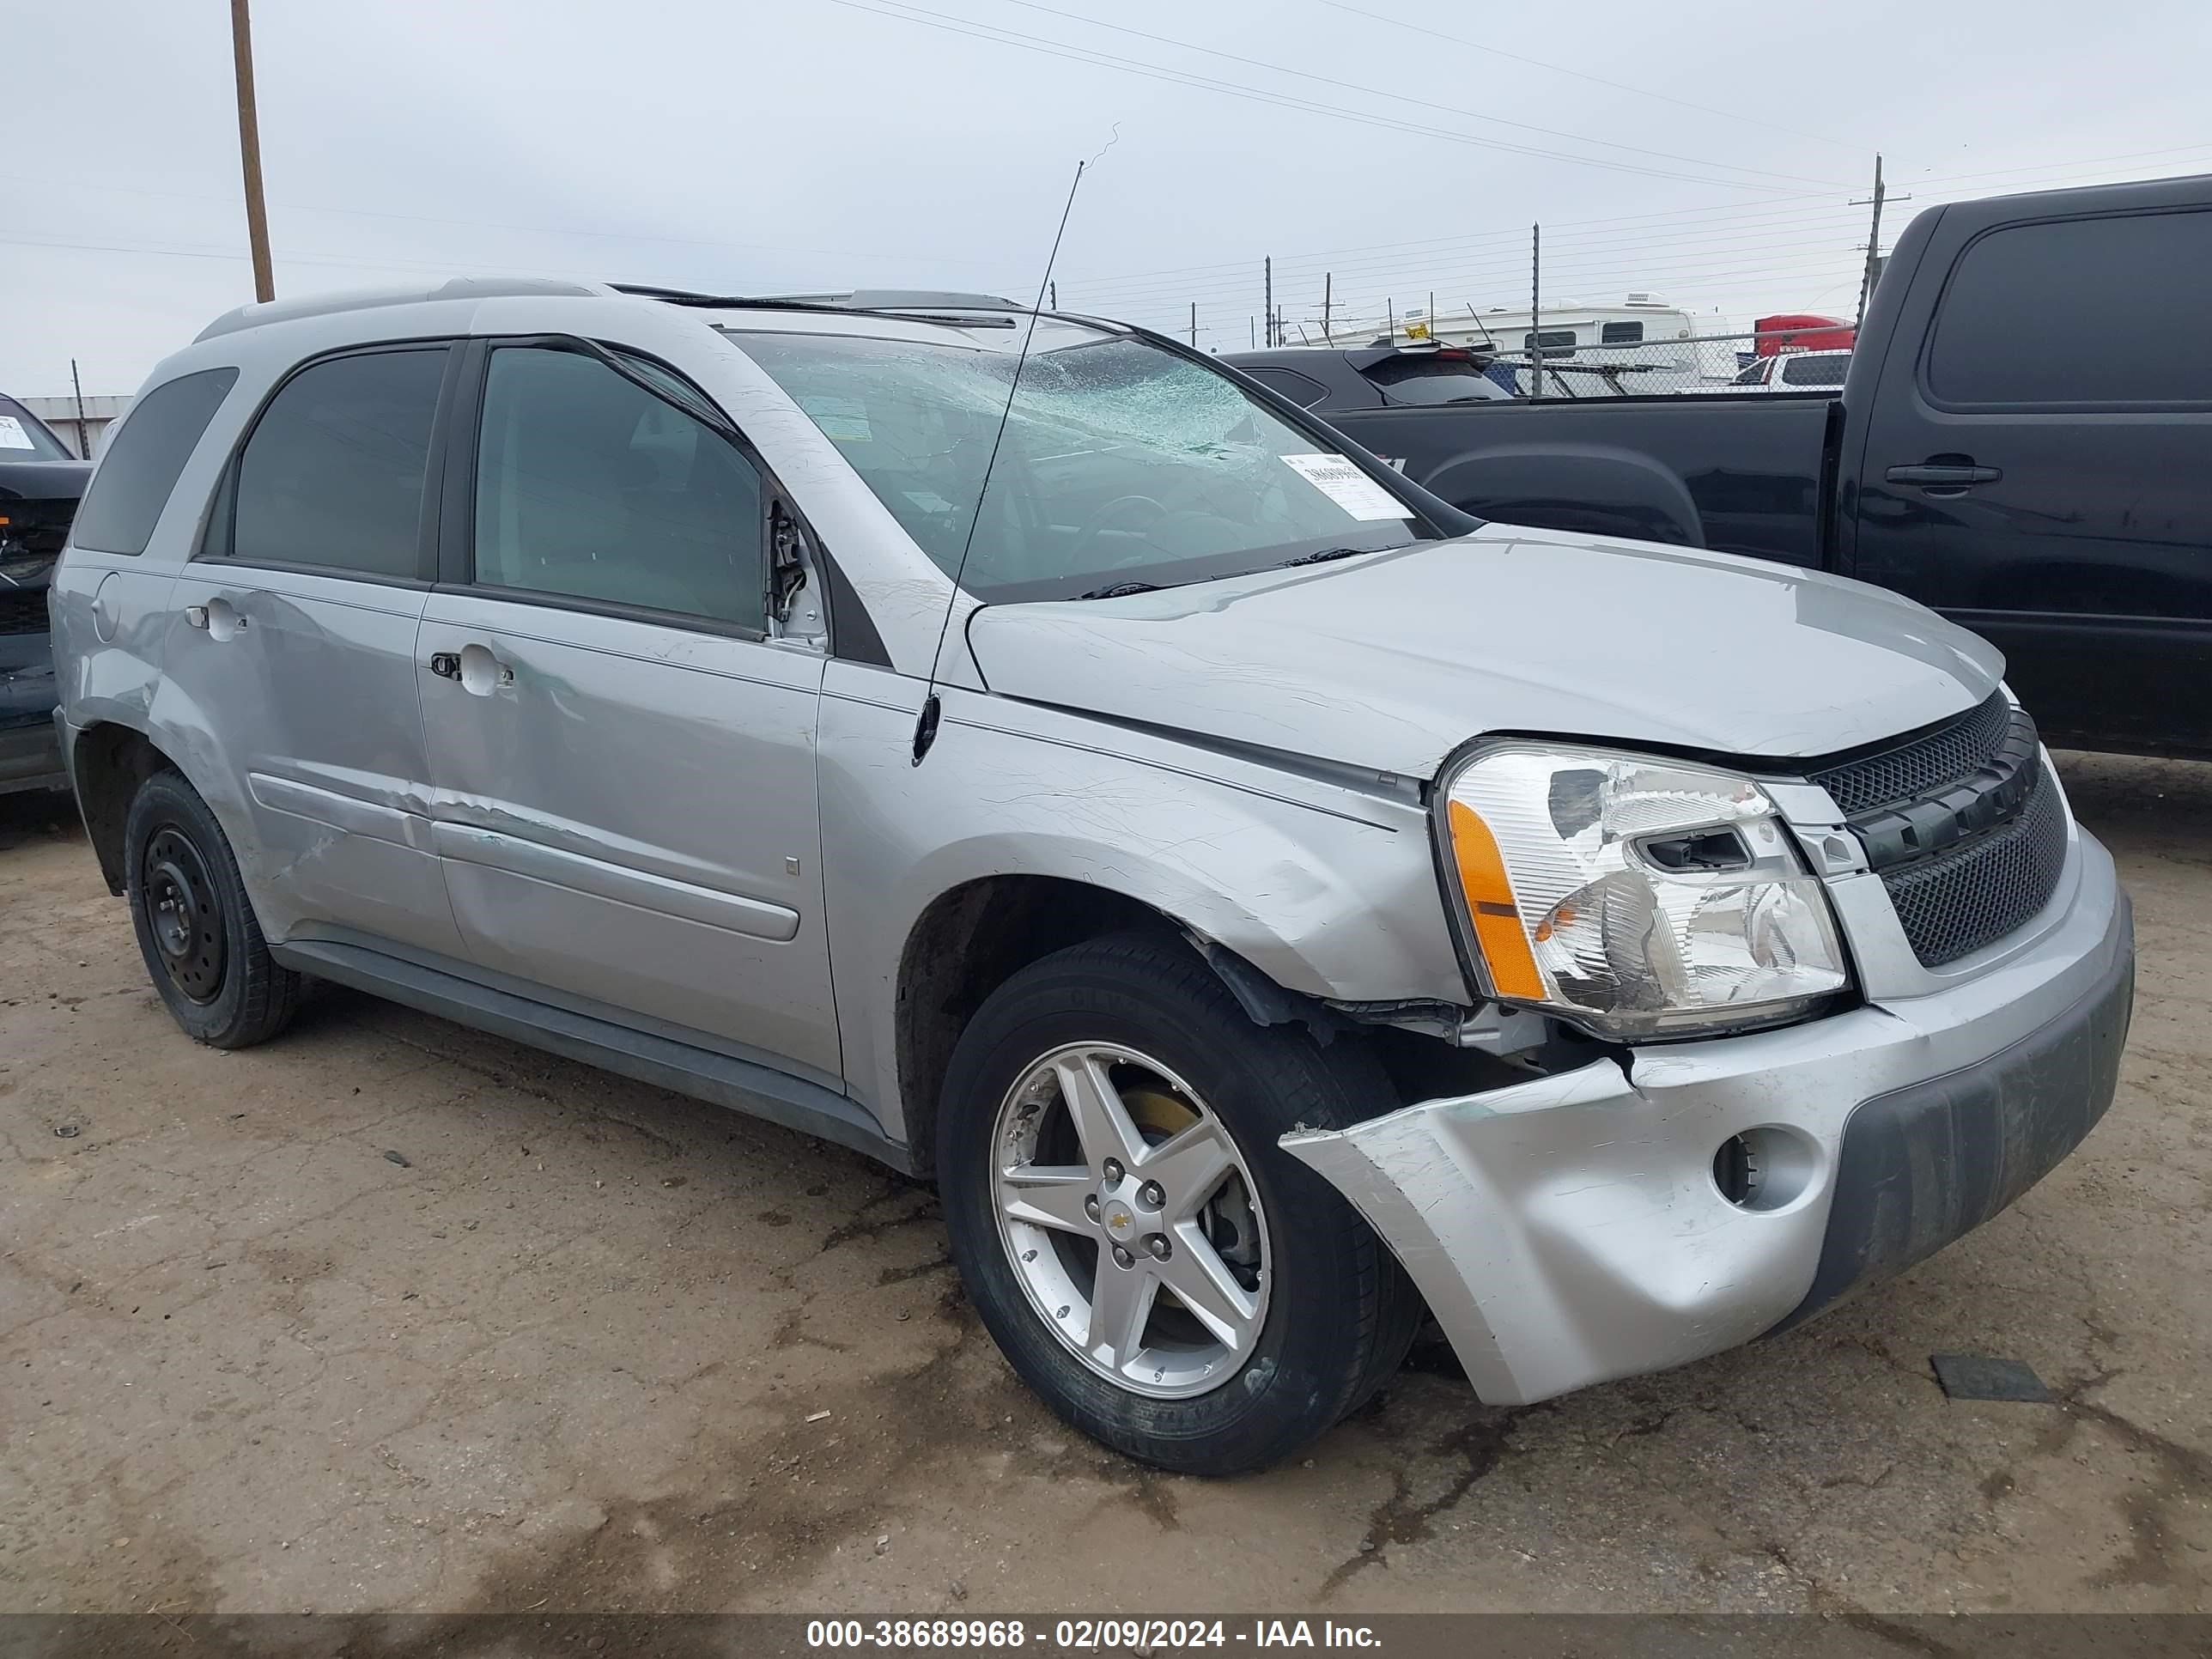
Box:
[2,753,2207,1617]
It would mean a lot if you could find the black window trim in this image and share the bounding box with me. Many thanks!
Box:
[193,337,460,589]
[442,332,884,660]
[1239,365,1333,410]
[1918,204,2212,415]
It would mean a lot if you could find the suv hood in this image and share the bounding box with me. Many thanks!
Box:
[964,525,2004,781]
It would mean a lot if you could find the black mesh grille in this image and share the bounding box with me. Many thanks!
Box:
[1881,763,2069,968]
[0,588,48,636]
[1810,690,2014,816]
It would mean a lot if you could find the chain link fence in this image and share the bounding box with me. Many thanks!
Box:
[1418,326,1854,398]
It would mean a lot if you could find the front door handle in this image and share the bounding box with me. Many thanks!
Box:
[1886,461,2002,488]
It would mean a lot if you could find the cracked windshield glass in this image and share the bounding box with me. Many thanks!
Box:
[726,324,1441,602]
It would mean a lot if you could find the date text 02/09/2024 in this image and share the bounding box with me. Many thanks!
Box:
[805,1619,1383,1650]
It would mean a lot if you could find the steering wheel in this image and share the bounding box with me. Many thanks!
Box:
[1071,495,1170,566]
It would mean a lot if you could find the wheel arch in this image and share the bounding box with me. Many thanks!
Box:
[70,720,181,895]
[891,874,1324,1179]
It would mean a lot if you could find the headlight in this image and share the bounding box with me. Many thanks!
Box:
[1437,743,1850,1039]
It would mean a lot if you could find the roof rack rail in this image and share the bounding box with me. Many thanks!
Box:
[196,276,609,343]
[611,283,1025,329]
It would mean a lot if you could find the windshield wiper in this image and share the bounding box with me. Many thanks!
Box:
[1279,546,1376,568]
[1077,580,1164,599]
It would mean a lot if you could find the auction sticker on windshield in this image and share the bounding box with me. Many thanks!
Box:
[0,416,36,451]
[1278,453,1412,520]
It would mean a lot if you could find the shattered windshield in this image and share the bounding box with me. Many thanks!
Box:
[725,325,1441,602]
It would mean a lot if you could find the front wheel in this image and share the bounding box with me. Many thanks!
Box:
[939,936,1419,1474]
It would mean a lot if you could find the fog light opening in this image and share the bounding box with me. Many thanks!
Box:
[1714,1133,1763,1207]
[1712,1127,1817,1212]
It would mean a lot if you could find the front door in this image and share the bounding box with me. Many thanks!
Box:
[1850,195,2212,754]
[416,339,840,1082]
[165,343,466,959]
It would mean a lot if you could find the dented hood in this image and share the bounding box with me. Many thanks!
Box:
[963,524,2004,780]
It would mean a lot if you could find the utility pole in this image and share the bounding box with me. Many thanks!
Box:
[1188,301,1196,346]
[1387,298,1395,340]
[1322,272,1332,344]
[1048,281,1057,308]
[1851,154,1907,328]
[229,0,275,303]
[1249,316,1255,349]
[1263,257,1273,347]
[70,359,88,460]
[1528,223,1542,399]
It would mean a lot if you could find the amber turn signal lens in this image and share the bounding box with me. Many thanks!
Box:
[1445,799,1546,1000]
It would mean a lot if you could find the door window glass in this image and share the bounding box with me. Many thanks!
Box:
[473,347,765,628]
[227,349,445,578]
[1928,210,2212,406]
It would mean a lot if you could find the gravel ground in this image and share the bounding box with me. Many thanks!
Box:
[2,751,2206,1615]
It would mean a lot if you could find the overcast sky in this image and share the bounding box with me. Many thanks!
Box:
[8,0,2209,394]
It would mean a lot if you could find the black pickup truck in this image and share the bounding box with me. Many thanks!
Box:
[1224,173,2212,760]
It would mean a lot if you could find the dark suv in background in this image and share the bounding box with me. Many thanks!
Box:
[1,394,89,794]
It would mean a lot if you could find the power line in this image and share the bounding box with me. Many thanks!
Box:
[0,170,1013,272]
[1315,0,1856,149]
[1066,208,1869,304]
[815,0,1823,191]
[981,0,1837,185]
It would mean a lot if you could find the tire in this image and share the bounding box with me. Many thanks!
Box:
[938,934,1420,1474]
[125,769,303,1049]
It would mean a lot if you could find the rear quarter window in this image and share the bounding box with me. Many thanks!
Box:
[69,368,239,555]
[1926,209,2212,407]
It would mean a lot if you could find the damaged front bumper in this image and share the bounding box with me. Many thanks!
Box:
[1282,830,2133,1407]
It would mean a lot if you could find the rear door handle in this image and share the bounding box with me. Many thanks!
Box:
[1886,462,2002,488]
[428,643,514,693]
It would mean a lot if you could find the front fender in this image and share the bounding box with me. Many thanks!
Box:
[817,673,1468,1138]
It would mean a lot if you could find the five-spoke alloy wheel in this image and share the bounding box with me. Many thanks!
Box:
[993,1042,1269,1399]
[939,934,1421,1474]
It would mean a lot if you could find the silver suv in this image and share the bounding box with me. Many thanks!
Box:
[51,279,2133,1474]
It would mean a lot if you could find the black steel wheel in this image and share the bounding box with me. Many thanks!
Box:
[125,769,304,1048]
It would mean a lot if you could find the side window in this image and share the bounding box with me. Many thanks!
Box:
[471,347,766,630]
[1524,329,1577,359]
[1241,367,1330,408]
[223,349,446,578]
[1734,361,1771,386]
[1600,321,1644,344]
[1927,210,2212,407]
[70,368,239,555]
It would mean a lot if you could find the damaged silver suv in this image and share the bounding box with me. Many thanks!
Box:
[51,278,2132,1473]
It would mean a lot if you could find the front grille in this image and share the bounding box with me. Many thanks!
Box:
[1803,690,2069,969]
[0,587,48,636]
[1809,690,2014,816]
[1881,762,2069,967]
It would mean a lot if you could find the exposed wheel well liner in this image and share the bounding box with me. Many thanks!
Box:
[72,723,175,896]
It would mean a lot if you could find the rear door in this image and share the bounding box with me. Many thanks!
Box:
[1849,191,2212,754]
[167,343,466,957]
[416,337,840,1082]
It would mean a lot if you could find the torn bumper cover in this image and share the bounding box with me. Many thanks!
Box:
[1282,832,2132,1407]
